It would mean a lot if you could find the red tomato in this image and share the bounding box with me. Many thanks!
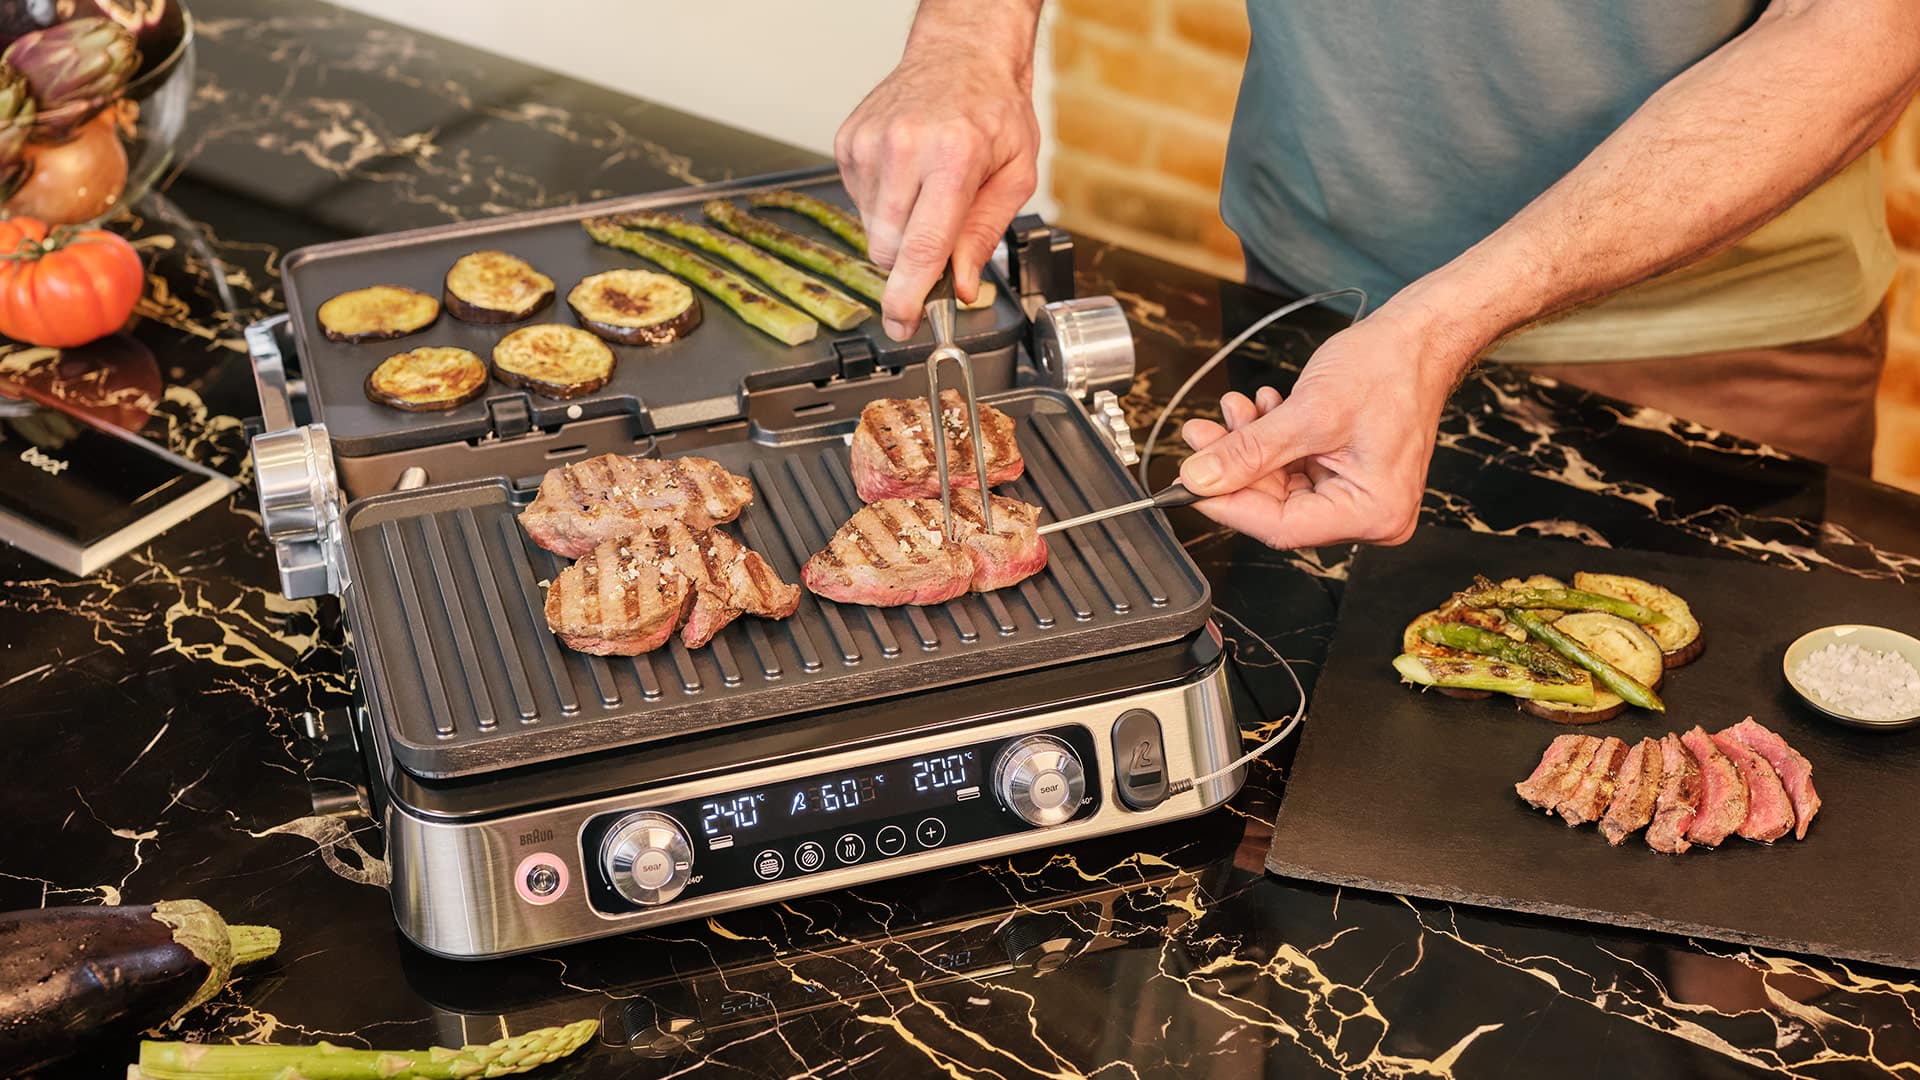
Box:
[0,217,144,347]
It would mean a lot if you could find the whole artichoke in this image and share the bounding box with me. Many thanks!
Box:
[0,66,37,198]
[3,16,138,142]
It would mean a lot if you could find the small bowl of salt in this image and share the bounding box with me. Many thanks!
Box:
[1783,625,1920,730]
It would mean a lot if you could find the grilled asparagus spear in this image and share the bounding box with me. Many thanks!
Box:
[704,200,889,303]
[748,189,870,253]
[610,212,870,331]
[1392,655,1597,705]
[1509,609,1665,711]
[583,218,818,346]
[1458,582,1667,625]
[136,1020,599,1079]
[1418,623,1583,681]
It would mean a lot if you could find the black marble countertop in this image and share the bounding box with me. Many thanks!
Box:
[6,2,1920,1076]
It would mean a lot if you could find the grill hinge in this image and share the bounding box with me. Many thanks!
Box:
[832,335,879,382]
[1005,214,1077,320]
[487,396,535,440]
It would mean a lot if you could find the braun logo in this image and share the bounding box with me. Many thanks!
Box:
[20,446,67,475]
[518,827,553,847]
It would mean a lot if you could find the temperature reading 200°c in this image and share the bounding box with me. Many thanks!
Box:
[911,751,974,792]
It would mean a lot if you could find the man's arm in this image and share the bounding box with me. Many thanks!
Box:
[836,0,1044,340]
[1180,0,1920,550]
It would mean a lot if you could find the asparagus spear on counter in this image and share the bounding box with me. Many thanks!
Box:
[135,1019,599,1079]
[1508,609,1666,711]
[1393,655,1597,705]
[1418,623,1584,681]
[747,189,870,254]
[582,218,818,346]
[703,200,890,303]
[610,211,871,331]
[1457,583,1667,626]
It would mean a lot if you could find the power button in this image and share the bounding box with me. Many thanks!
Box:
[1112,709,1169,810]
[514,852,570,905]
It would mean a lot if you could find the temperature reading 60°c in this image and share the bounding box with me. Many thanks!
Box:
[911,752,973,792]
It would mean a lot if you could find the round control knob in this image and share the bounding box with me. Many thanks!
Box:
[601,812,695,906]
[1032,296,1136,401]
[994,736,1087,827]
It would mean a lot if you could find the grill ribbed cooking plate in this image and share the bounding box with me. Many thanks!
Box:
[344,388,1211,778]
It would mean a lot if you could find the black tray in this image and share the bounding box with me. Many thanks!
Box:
[344,388,1212,779]
[1265,528,1920,969]
[282,167,1027,458]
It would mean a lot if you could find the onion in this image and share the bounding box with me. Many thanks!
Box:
[5,110,128,224]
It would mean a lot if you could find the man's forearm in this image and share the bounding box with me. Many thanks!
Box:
[902,0,1045,87]
[1388,0,1920,373]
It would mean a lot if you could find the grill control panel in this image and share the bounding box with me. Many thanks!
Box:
[581,725,1101,915]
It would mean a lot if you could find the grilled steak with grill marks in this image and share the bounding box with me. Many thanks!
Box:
[544,539,697,656]
[1646,734,1702,855]
[849,390,1024,502]
[1599,737,1662,846]
[618,520,800,648]
[520,454,754,558]
[1556,736,1628,826]
[802,490,1047,606]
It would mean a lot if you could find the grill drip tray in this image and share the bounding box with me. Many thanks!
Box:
[345,388,1211,779]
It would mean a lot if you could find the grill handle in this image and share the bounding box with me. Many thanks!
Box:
[246,314,349,599]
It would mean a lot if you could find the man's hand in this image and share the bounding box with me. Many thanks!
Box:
[1176,307,1472,549]
[835,0,1042,341]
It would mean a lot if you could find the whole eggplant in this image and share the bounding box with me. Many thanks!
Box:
[0,900,279,1075]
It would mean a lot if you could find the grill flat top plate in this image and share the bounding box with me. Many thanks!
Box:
[281,167,1026,458]
[344,388,1211,779]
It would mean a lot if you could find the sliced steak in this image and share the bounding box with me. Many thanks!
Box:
[848,390,1024,502]
[1711,728,1794,843]
[619,521,800,648]
[1720,717,1820,839]
[1646,734,1702,855]
[802,492,1047,606]
[1679,726,1749,848]
[1599,738,1662,846]
[544,539,697,656]
[520,454,754,558]
[1556,736,1628,826]
[1516,734,1589,810]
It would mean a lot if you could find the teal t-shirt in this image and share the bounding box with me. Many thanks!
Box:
[1219,2,1897,362]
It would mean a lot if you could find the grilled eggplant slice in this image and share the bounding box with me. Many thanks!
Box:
[492,324,616,399]
[317,284,439,343]
[1519,611,1667,722]
[1571,571,1703,668]
[364,346,489,411]
[567,268,703,346]
[443,250,555,323]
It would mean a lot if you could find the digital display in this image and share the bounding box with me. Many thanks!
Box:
[695,750,979,844]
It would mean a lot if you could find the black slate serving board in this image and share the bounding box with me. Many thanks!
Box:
[1266,528,1920,969]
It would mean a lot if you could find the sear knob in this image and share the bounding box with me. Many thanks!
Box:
[995,736,1087,827]
[601,811,695,906]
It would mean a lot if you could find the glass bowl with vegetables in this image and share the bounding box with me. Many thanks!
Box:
[0,0,194,228]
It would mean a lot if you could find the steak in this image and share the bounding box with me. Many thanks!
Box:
[802,491,1047,606]
[1679,726,1749,848]
[1556,736,1628,826]
[520,454,754,558]
[617,521,800,648]
[1711,728,1794,843]
[1646,734,1701,855]
[544,539,697,656]
[848,390,1024,502]
[1515,734,1589,810]
[1599,738,1662,846]
[1720,717,1820,839]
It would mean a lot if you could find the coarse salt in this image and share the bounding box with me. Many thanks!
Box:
[1793,642,1920,721]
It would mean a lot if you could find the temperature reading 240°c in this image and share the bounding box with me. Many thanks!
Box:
[699,793,766,837]
[911,751,974,792]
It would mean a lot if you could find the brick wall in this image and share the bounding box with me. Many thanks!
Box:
[1046,7,1920,493]
[1047,0,1248,281]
